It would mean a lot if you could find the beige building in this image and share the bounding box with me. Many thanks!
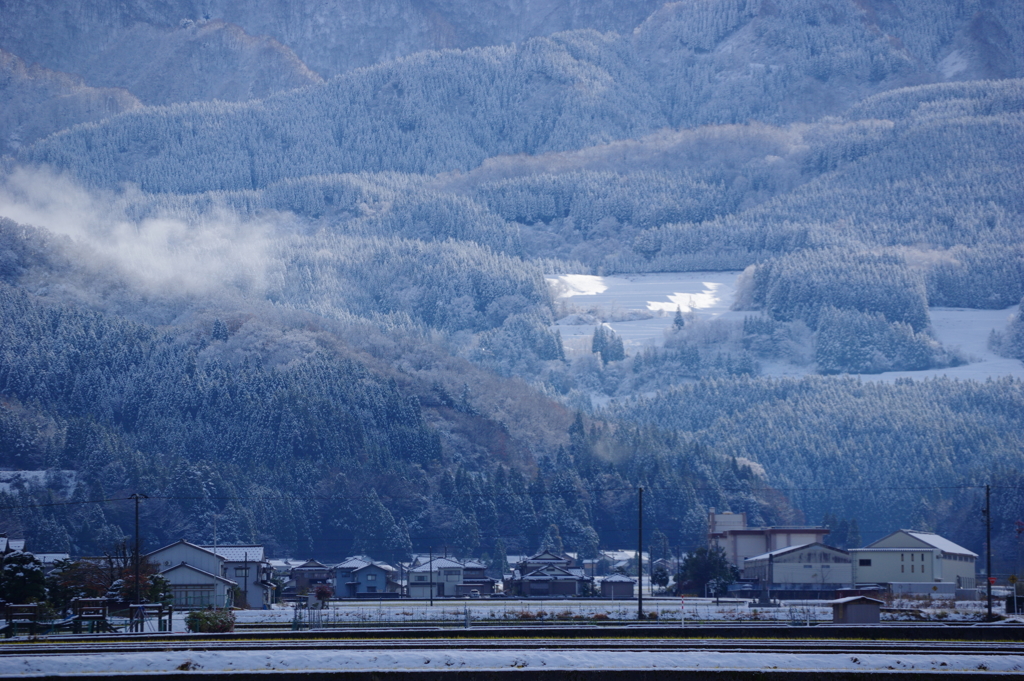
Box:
[708,509,830,568]
[742,542,852,585]
[408,557,464,598]
[850,530,977,590]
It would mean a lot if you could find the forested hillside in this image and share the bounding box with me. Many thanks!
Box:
[1,0,1023,565]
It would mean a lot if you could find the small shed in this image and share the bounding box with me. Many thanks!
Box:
[601,573,636,599]
[830,596,882,624]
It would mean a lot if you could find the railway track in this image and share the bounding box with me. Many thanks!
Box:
[2,631,1022,658]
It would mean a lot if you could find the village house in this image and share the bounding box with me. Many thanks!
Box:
[333,556,400,597]
[506,550,590,597]
[408,557,465,598]
[284,559,334,599]
[201,544,275,609]
[145,540,237,609]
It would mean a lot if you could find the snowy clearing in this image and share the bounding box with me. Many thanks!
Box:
[549,272,743,356]
[547,272,1024,381]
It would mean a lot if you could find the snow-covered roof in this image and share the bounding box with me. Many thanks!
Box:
[411,558,463,572]
[8,539,25,552]
[745,543,816,562]
[904,531,977,557]
[601,573,636,583]
[202,545,265,562]
[34,553,71,564]
[145,539,221,560]
[462,560,486,569]
[294,559,329,569]
[334,557,370,570]
[160,561,237,586]
[830,596,883,605]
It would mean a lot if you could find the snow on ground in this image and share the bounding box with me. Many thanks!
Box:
[549,272,744,356]
[4,648,1022,676]
[859,307,1024,383]
[547,273,1024,382]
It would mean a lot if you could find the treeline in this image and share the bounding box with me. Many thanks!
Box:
[608,375,1024,565]
[0,281,786,560]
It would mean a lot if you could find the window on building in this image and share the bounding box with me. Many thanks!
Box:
[366,574,376,581]
[859,559,871,567]
[235,567,249,577]
[911,565,915,573]
[901,554,904,561]
[901,565,904,573]
[415,575,426,582]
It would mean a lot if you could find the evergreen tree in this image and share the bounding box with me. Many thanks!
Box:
[0,551,46,603]
[674,306,686,330]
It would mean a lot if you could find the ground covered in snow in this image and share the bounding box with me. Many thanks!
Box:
[4,648,1023,676]
[547,272,1024,382]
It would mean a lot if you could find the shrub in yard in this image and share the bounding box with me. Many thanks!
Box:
[593,613,609,621]
[535,610,548,619]
[185,608,236,633]
[647,612,659,620]
[516,610,536,620]
[556,610,573,620]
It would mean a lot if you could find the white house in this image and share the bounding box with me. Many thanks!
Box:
[408,557,464,598]
[202,544,275,608]
[849,530,977,592]
[145,540,237,609]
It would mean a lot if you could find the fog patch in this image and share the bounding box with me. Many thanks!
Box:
[0,166,278,299]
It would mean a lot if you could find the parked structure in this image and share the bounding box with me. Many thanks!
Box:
[849,530,977,592]
[708,509,830,569]
[600,573,636,599]
[831,596,882,624]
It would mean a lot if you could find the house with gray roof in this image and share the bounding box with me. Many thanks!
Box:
[333,556,400,597]
[201,544,275,608]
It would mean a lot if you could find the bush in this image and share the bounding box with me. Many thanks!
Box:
[185,608,236,633]
[593,612,609,621]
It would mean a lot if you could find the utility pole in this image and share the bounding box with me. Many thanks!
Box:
[985,484,993,621]
[429,546,434,607]
[638,485,643,621]
[129,493,147,605]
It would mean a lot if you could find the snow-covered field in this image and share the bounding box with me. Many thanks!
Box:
[88,598,1009,634]
[549,272,745,356]
[5,647,1022,676]
[5,600,1019,676]
[547,272,1024,382]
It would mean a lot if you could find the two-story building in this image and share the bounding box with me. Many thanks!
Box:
[201,544,275,608]
[708,509,831,569]
[145,540,237,609]
[850,530,977,594]
[507,550,590,597]
[408,557,464,598]
[286,559,334,599]
[333,556,400,597]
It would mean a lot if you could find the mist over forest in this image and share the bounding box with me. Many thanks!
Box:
[1,0,1023,570]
